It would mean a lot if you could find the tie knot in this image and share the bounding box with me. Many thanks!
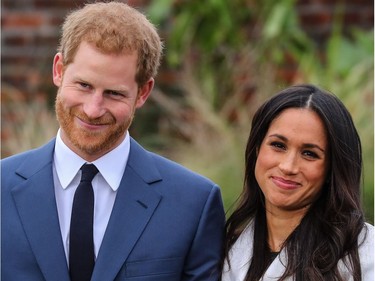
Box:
[80,164,99,183]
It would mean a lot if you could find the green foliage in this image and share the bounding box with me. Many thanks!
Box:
[146,0,374,222]
[261,0,313,64]
[149,0,250,66]
[2,1,372,223]
[295,27,374,222]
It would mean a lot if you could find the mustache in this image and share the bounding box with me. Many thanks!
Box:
[72,109,115,125]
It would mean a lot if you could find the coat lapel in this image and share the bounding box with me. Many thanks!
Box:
[92,139,162,281]
[11,139,70,281]
[223,220,290,281]
[262,249,289,281]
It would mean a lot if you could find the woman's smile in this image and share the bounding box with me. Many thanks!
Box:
[271,176,301,190]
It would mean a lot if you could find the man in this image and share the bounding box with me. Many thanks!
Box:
[1,2,225,281]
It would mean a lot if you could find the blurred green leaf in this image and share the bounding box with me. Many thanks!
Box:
[147,0,174,23]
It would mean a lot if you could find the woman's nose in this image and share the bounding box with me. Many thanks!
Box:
[279,152,299,175]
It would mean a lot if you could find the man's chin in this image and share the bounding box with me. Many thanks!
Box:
[64,125,128,156]
[74,142,108,156]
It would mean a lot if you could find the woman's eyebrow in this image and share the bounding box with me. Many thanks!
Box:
[268,134,325,153]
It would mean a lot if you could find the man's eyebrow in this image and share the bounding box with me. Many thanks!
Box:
[73,76,129,93]
[105,87,129,93]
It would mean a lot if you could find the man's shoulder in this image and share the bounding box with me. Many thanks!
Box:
[1,139,55,170]
[130,138,217,188]
[148,150,219,190]
[150,151,206,175]
[2,148,37,169]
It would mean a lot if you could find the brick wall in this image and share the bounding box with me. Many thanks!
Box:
[1,0,149,102]
[296,0,373,45]
[1,0,373,100]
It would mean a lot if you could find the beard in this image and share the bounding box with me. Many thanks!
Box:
[55,94,133,156]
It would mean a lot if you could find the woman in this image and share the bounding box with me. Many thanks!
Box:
[221,85,374,281]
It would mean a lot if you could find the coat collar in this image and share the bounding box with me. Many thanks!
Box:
[222,219,290,281]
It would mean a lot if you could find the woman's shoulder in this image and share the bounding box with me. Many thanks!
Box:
[229,219,255,251]
[358,222,373,260]
[360,222,374,245]
[364,222,374,230]
[358,222,374,280]
[222,220,255,281]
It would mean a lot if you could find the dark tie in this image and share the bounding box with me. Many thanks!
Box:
[69,163,98,281]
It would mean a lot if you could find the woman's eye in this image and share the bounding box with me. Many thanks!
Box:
[270,142,285,150]
[302,150,319,159]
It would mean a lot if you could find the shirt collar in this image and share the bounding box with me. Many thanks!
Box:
[54,129,130,191]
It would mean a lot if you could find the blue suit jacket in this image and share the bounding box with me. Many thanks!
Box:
[1,138,225,281]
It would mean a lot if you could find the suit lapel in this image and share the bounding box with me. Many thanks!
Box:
[92,139,162,281]
[11,139,70,281]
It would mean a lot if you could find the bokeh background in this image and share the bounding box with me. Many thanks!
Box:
[1,0,374,223]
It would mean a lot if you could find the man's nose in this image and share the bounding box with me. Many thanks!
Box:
[82,92,106,119]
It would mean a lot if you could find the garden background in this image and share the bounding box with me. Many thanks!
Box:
[2,0,374,223]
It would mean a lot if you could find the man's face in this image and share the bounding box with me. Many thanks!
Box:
[53,41,153,161]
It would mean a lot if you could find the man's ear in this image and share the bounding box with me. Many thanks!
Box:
[136,78,154,108]
[52,53,64,87]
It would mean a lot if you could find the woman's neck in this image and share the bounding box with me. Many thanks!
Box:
[265,206,309,252]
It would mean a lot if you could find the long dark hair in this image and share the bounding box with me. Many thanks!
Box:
[223,84,365,280]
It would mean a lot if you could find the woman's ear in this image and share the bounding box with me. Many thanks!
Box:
[52,53,64,87]
[136,78,154,109]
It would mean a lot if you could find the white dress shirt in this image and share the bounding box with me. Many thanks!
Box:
[53,129,130,263]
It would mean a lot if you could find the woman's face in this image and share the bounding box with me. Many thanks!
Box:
[255,108,329,213]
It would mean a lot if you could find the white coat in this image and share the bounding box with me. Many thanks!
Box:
[222,220,374,281]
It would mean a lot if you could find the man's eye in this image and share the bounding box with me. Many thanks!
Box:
[106,90,125,99]
[79,82,90,88]
[109,91,121,96]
